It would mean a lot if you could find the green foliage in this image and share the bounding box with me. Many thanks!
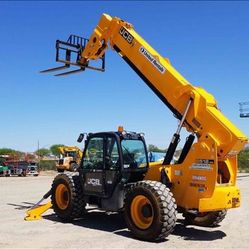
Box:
[0,148,24,161]
[35,148,51,157]
[50,144,64,156]
[38,160,56,171]
[0,148,23,156]
[148,144,166,153]
[0,157,5,165]
[238,148,249,172]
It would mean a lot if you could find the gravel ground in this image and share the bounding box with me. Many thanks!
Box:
[0,172,249,249]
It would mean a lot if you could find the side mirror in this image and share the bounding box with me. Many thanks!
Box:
[77,133,85,143]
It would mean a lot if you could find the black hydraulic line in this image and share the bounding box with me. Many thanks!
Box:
[43,189,52,199]
[163,134,180,165]
[177,134,195,164]
[160,168,172,188]
[29,189,52,210]
[163,99,192,165]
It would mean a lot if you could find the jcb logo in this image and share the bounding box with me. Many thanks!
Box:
[119,27,134,44]
[87,178,101,186]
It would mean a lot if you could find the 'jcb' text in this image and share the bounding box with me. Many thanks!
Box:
[87,178,101,186]
[119,27,134,44]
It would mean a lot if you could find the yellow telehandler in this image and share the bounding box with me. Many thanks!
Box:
[25,14,247,241]
[56,146,82,172]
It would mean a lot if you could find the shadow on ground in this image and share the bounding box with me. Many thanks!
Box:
[43,210,137,241]
[43,210,226,242]
[237,174,249,179]
[7,202,35,210]
[173,218,226,241]
[8,202,227,242]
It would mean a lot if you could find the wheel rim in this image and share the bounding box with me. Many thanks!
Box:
[130,195,154,230]
[55,183,69,210]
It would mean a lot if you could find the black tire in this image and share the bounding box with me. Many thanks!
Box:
[57,168,64,173]
[51,172,85,222]
[183,209,227,227]
[69,163,78,172]
[124,180,177,241]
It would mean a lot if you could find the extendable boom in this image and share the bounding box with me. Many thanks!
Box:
[80,14,247,160]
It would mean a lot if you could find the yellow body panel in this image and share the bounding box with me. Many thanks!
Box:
[78,14,247,212]
[199,185,240,212]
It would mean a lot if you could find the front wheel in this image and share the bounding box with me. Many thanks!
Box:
[124,181,177,241]
[51,172,85,222]
[183,209,227,227]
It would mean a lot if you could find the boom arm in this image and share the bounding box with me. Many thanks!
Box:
[80,14,247,160]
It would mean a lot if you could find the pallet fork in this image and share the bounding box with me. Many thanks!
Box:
[40,35,105,76]
[24,190,52,221]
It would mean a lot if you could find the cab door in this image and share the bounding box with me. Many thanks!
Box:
[82,134,121,197]
[104,135,121,197]
[82,136,105,195]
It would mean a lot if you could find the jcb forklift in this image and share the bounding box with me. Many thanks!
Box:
[25,13,248,242]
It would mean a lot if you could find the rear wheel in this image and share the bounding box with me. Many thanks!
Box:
[124,181,177,241]
[183,209,227,227]
[51,172,85,221]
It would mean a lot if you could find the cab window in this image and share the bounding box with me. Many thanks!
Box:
[83,137,104,170]
[121,139,147,169]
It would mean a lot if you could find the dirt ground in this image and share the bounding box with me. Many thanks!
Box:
[0,172,249,249]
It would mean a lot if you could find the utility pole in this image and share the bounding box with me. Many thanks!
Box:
[37,140,40,168]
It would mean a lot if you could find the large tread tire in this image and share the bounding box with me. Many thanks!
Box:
[183,209,227,227]
[51,172,85,222]
[124,180,177,241]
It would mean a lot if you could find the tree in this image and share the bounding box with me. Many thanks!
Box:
[50,144,64,156]
[148,144,166,153]
[35,148,51,157]
[0,148,22,155]
[38,160,56,170]
[0,148,24,160]
[238,148,249,172]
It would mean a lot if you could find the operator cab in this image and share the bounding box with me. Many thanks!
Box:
[78,128,149,199]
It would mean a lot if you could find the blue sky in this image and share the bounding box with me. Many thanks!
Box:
[1,1,248,152]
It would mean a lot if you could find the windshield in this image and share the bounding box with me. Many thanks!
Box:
[121,139,147,169]
[66,151,76,157]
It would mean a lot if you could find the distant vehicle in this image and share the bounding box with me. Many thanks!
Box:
[0,165,10,177]
[56,146,82,172]
[148,152,178,164]
[27,165,39,176]
[9,165,27,177]
[148,152,165,162]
